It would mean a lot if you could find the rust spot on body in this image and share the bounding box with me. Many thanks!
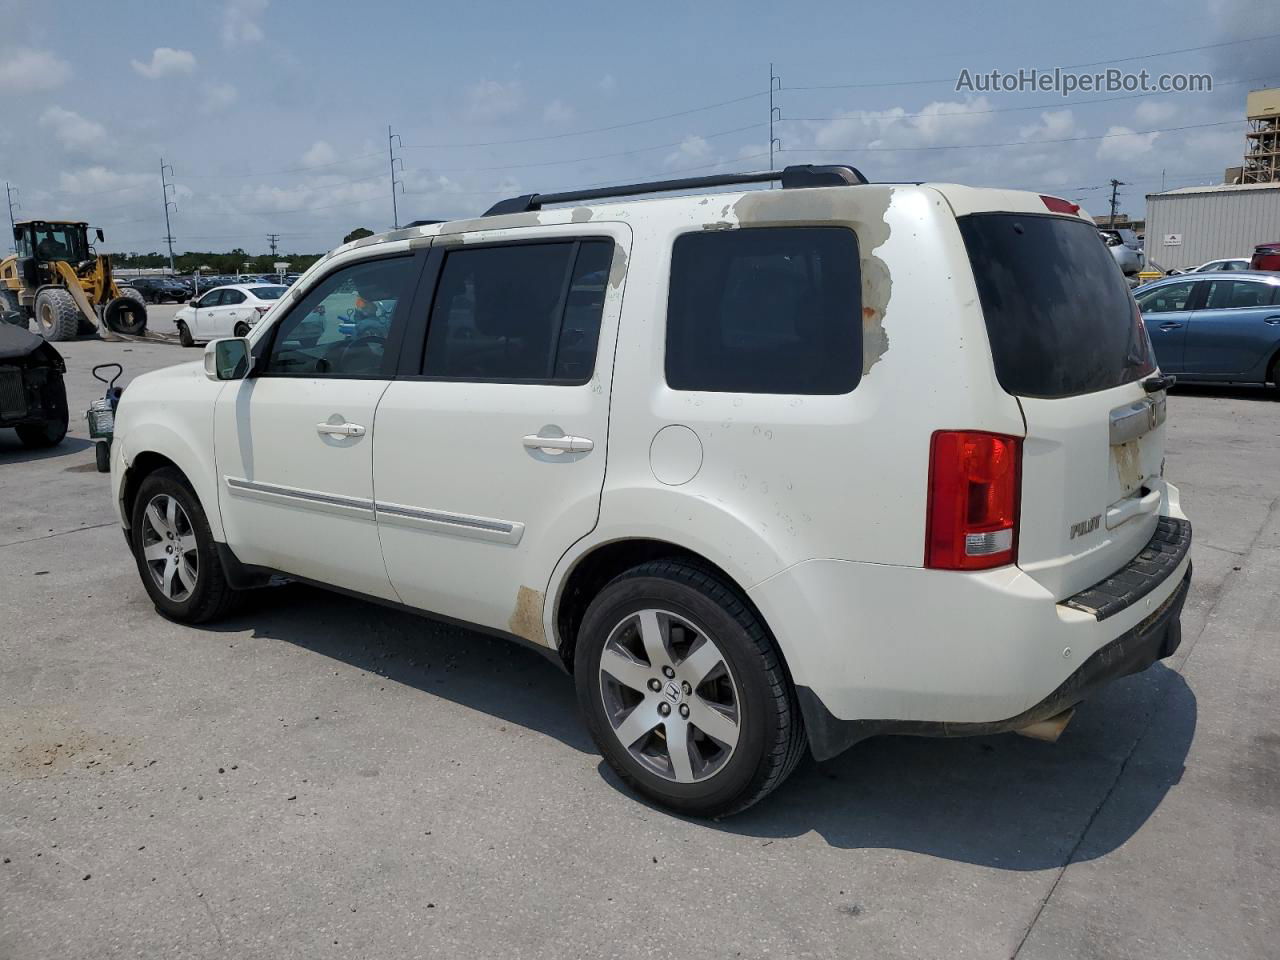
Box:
[509,585,549,646]
[1114,440,1143,495]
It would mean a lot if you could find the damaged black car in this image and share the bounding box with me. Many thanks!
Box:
[0,322,68,449]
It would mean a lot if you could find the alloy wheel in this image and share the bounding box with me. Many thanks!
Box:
[598,608,741,783]
[140,494,199,602]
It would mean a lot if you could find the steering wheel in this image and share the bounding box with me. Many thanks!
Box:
[328,334,386,371]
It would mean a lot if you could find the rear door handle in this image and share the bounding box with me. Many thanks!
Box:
[1264,316,1280,326]
[317,422,365,437]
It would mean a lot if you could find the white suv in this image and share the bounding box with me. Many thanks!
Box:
[110,165,1192,817]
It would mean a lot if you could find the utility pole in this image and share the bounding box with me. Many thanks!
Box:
[5,182,19,253]
[1108,178,1125,224]
[769,63,782,173]
[387,125,404,229]
[266,233,280,257]
[160,159,177,273]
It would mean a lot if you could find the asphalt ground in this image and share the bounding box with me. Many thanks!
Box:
[2,336,1278,960]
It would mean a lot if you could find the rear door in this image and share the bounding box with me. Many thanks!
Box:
[1135,279,1202,373]
[372,225,629,639]
[960,212,1166,599]
[1182,278,1280,378]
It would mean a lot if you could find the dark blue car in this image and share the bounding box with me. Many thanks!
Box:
[1137,271,1280,388]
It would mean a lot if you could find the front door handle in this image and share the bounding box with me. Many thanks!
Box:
[523,431,593,455]
[1158,321,1183,330]
[1264,316,1280,326]
[317,422,366,437]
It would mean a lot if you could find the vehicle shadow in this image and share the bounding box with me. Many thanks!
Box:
[216,582,593,753]
[0,433,94,464]
[212,583,1195,871]
[706,662,1196,870]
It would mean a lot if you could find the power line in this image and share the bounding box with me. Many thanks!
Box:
[782,117,1239,153]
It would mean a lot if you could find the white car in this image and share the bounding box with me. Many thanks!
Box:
[173,283,287,346]
[1188,258,1251,273]
[109,167,1192,817]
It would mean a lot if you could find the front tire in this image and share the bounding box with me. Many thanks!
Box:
[177,320,195,348]
[34,288,81,341]
[575,560,806,818]
[16,418,67,448]
[129,468,238,623]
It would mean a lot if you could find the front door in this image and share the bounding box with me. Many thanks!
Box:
[1136,279,1201,374]
[213,253,425,597]
[373,225,629,640]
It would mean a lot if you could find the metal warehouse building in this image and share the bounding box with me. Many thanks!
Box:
[1144,182,1280,272]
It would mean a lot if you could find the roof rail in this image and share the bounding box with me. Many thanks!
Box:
[403,219,444,228]
[482,164,867,217]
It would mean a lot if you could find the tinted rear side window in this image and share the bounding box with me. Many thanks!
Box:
[666,227,861,395]
[423,240,611,383]
[958,213,1154,398]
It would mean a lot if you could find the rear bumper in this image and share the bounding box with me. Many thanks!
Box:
[749,503,1192,761]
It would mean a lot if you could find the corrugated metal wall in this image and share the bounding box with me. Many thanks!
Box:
[1144,186,1280,271]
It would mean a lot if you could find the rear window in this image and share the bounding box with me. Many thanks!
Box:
[959,213,1154,399]
[665,227,861,395]
[251,286,286,300]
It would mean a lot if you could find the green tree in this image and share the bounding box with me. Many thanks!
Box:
[343,227,374,244]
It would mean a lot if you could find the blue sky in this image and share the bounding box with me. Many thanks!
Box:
[2,0,1277,255]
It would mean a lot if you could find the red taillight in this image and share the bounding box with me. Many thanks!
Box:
[1040,195,1080,215]
[925,431,1022,570]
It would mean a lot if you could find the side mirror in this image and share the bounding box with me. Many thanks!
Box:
[189,299,199,306]
[95,228,105,242]
[204,338,253,381]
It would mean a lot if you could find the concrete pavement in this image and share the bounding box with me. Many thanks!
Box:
[1,340,1277,959]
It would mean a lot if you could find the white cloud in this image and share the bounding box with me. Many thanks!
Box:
[39,107,107,151]
[598,74,617,95]
[0,48,71,93]
[131,47,197,79]
[223,0,268,46]
[664,135,711,168]
[543,99,574,127]
[302,141,337,167]
[811,97,995,153]
[201,82,238,113]
[464,78,525,123]
[1096,125,1160,162]
[56,167,151,196]
[1134,100,1178,126]
[1017,108,1076,141]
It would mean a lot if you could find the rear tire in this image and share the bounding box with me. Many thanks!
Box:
[177,321,195,347]
[129,467,239,624]
[233,322,250,338]
[34,288,81,341]
[575,559,806,818]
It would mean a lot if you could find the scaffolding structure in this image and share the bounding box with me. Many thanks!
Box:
[1242,88,1280,184]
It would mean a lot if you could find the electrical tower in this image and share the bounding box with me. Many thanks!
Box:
[388,125,404,229]
[769,64,782,173]
[267,233,280,257]
[160,159,177,273]
[1108,179,1125,224]
[5,182,19,253]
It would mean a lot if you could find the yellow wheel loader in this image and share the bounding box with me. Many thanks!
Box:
[0,220,147,341]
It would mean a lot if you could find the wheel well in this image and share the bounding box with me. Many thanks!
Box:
[120,451,183,531]
[554,539,762,672]
[1269,347,1280,384]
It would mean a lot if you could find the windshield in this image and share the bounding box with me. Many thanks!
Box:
[251,286,287,300]
[959,212,1155,398]
[30,224,89,263]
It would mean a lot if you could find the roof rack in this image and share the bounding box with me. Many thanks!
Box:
[403,219,445,228]
[482,164,867,217]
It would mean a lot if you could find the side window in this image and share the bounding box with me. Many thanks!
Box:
[1136,281,1198,314]
[666,227,861,395]
[221,289,247,306]
[198,290,223,308]
[422,239,612,383]
[263,256,417,378]
[1206,279,1273,310]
